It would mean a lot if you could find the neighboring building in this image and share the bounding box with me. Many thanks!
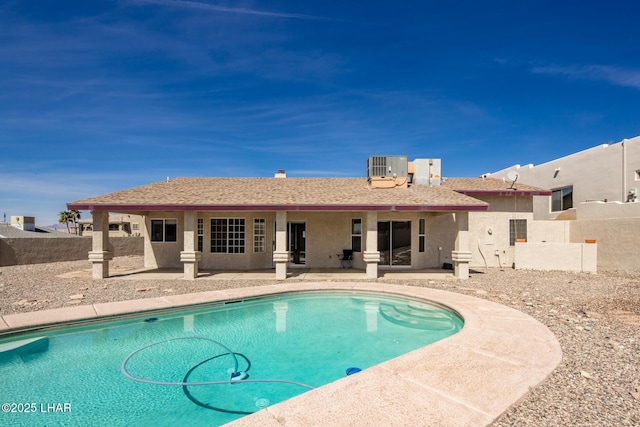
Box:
[68,157,551,280]
[78,214,144,237]
[486,136,640,220]
[486,136,640,272]
[0,222,79,239]
[10,216,36,232]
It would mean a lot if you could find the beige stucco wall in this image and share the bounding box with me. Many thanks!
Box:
[0,237,143,266]
[465,195,535,268]
[576,200,640,220]
[467,211,533,268]
[489,136,640,220]
[569,217,640,272]
[514,242,597,273]
[143,212,184,269]
[529,220,570,243]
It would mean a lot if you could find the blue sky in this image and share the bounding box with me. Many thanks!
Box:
[1,0,639,226]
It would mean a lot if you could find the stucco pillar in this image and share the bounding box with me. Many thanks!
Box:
[363,211,380,279]
[88,210,113,279]
[273,211,288,280]
[180,211,201,280]
[452,211,472,279]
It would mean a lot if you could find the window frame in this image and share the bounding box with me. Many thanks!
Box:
[197,218,204,252]
[210,218,245,254]
[253,218,266,253]
[418,218,426,253]
[551,186,573,212]
[351,218,362,252]
[509,219,527,246]
[150,219,177,243]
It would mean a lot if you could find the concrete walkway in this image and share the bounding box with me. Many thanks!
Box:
[0,282,561,426]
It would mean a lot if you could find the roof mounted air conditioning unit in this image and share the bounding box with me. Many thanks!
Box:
[367,156,408,178]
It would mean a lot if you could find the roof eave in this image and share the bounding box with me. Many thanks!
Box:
[67,203,489,212]
[454,190,552,197]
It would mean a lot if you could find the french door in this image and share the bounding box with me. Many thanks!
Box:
[288,222,306,265]
[378,221,411,266]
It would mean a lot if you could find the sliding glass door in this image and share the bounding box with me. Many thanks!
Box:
[377,221,411,266]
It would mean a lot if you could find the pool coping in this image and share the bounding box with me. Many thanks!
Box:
[0,282,562,426]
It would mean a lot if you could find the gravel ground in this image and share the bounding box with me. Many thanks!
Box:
[1,256,638,426]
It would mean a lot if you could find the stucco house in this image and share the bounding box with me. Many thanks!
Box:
[487,135,640,221]
[78,214,144,237]
[486,136,640,272]
[67,157,550,280]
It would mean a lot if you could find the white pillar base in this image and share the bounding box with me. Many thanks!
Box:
[363,251,380,279]
[88,250,113,279]
[180,251,202,280]
[273,251,289,280]
[452,251,472,279]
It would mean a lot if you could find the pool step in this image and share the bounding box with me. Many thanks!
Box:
[379,304,456,330]
[0,337,49,361]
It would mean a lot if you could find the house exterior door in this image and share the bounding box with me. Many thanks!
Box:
[377,221,411,266]
[288,222,306,265]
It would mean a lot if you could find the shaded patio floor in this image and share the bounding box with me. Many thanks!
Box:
[105,267,457,281]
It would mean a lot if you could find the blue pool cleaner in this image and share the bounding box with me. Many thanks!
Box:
[345,367,361,376]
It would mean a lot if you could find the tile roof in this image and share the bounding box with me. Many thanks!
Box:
[68,177,491,212]
[442,177,551,196]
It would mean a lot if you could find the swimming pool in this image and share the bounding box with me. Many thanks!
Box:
[0,291,462,426]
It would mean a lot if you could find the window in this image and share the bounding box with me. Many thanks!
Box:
[418,219,426,253]
[509,219,527,246]
[254,218,266,253]
[551,186,573,212]
[197,218,204,252]
[132,223,139,231]
[211,218,245,253]
[108,224,120,231]
[151,219,177,242]
[351,219,362,252]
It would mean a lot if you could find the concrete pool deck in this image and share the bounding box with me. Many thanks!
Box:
[0,282,562,426]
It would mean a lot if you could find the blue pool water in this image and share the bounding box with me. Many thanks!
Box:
[0,292,463,426]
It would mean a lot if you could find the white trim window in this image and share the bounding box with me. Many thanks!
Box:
[211,218,245,253]
[351,219,362,252]
[197,218,204,252]
[151,219,177,242]
[254,218,266,253]
[418,219,426,253]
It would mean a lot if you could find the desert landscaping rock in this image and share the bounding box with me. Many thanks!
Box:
[0,256,638,426]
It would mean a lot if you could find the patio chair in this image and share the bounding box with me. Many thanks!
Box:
[339,250,353,268]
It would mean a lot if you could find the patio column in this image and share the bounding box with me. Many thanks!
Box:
[363,211,380,279]
[88,210,112,279]
[452,211,473,279]
[273,211,288,280]
[180,211,201,280]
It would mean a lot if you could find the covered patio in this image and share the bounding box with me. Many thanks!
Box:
[67,176,492,282]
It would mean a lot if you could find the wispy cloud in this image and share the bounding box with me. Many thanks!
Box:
[132,0,339,22]
[531,64,640,89]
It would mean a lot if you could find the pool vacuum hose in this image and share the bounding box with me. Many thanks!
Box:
[120,337,315,414]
